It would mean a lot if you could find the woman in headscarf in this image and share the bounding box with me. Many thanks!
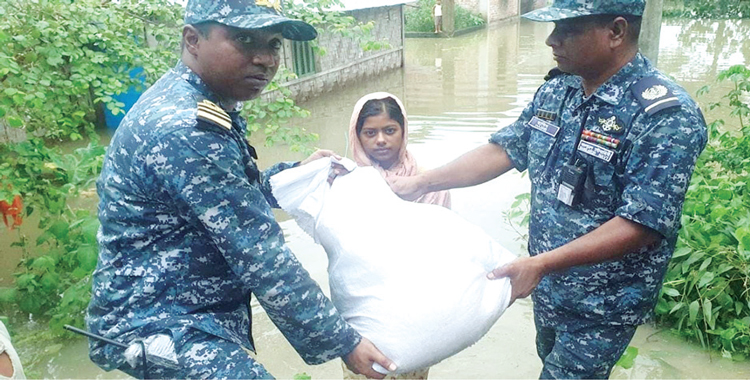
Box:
[348,92,451,209]
[339,92,448,380]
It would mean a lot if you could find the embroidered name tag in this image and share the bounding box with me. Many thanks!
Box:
[526,116,560,137]
[578,140,614,162]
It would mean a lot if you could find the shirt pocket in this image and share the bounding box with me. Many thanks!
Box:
[527,130,556,184]
[582,160,618,209]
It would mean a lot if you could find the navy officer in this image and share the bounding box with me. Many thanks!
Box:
[86,0,395,378]
[388,0,707,378]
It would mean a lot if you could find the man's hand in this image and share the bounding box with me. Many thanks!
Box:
[343,337,397,379]
[299,149,342,166]
[487,256,546,305]
[386,175,424,201]
[297,149,351,184]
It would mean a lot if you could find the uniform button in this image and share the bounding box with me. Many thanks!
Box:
[113,260,123,268]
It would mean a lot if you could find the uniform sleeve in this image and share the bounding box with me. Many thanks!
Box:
[143,129,361,364]
[488,86,545,172]
[617,110,708,239]
[260,162,297,208]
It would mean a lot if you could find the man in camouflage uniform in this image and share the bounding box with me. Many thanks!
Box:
[389,0,707,378]
[86,1,395,378]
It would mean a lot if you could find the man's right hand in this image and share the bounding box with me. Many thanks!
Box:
[386,175,425,202]
[343,337,396,379]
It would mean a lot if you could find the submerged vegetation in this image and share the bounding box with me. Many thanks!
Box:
[404,0,485,33]
[655,65,750,360]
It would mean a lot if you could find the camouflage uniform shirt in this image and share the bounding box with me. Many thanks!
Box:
[490,53,707,331]
[86,61,361,371]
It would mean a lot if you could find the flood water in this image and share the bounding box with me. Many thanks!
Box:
[5,17,750,379]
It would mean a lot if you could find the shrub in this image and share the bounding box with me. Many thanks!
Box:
[654,65,750,360]
[405,0,485,33]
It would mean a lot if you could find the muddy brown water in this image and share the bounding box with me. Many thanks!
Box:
[3,17,750,379]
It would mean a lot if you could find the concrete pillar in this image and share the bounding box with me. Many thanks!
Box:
[640,0,663,65]
[443,0,455,36]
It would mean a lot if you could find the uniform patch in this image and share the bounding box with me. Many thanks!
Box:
[256,0,282,13]
[598,115,623,134]
[641,85,668,100]
[582,130,620,149]
[578,140,614,162]
[197,100,232,130]
[527,116,560,137]
[536,109,558,122]
[631,77,681,116]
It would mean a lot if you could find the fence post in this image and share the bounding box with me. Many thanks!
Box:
[640,0,663,66]
[443,0,455,36]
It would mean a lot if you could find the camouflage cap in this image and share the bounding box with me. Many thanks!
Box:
[522,0,645,22]
[185,0,317,41]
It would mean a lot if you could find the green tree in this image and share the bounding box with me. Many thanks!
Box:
[665,0,750,18]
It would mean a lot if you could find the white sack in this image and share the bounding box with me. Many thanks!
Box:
[270,157,516,374]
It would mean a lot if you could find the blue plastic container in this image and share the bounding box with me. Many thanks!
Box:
[104,67,146,131]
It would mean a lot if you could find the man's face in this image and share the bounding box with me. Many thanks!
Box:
[191,24,282,103]
[545,17,613,77]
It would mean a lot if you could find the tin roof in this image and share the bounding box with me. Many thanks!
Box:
[335,0,409,11]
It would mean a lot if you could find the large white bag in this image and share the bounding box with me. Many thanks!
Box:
[270,157,516,374]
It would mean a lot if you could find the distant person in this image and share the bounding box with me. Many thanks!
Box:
[0,320,26,379]
[433,0,442,33]
[85,0,395,378]
[349,92,451,209]
[388,0,707,378]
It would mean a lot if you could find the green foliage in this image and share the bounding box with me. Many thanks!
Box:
[655,64,750,360]
[664,0,750,19]
[454,4,486,31]
[615,346,639,369]
[0,0,183,141]
[404,0,485,33]
[287,0,391,54]
[503,191,530,249]
[0,140,103,335]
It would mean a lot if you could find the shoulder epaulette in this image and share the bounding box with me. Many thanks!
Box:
[544,67,566,81]
[196,99,232,130]
[631,76,682,116]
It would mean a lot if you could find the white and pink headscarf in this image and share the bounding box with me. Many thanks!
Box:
[348,92,451,209]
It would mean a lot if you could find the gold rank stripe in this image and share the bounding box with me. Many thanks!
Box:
[197,103,231,125]
[197,101,232,130]
[198,100,231,123]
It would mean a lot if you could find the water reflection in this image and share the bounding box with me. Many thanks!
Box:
[8,17,750,379]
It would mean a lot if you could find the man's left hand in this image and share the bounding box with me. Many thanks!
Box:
[299,149,342,166]
[343,337,396,379]
[487,256,545,305]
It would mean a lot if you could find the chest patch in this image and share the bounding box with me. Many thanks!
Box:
[526,116,560,137]
[598,115,624,134]
[578,140,615,162]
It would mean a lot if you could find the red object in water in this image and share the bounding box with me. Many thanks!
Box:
[0,195,23,229]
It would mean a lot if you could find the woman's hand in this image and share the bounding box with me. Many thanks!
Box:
[343,337,397,379]
[386,175,425,201]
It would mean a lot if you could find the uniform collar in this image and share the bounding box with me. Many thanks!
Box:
[173,60,244,113]
[567,52,655,106]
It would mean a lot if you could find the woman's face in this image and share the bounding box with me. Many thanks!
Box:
[359,113,404,169]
